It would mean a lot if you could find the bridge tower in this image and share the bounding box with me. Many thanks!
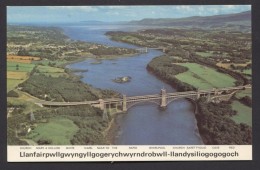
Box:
[160,88,167,107]
[163,48,166,53]
[99,99,105,110]
[197,91,201,99]
[213,88,218,95]
[122,95,127,112]
[145,47,148,53]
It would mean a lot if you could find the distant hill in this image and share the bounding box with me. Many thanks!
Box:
[128,11,251,32]
[80,20,128,25]
[80,20,107,24]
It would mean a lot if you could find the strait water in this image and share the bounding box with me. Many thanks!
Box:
[63,24,203,145]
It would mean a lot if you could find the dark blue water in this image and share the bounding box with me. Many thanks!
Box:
[63,24,203,145]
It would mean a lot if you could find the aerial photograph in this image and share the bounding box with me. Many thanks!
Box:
[7,5,252,145]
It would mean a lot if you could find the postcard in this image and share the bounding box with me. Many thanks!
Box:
[6,5,252,161]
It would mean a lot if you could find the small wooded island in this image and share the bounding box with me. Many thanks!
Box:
[112,76,132,83]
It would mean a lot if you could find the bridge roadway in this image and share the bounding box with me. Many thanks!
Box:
[35,85,251,107]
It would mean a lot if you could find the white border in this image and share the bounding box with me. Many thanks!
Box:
[8,145,252,162]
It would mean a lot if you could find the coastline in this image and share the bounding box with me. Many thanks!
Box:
[103,118,118,145]
[103,112,125,145]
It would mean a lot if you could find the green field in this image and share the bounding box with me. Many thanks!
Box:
[234,68,252,76]
[7,79,24,92]
[32,59,68,67]
[231,101,252,126]
[175,63,236,89]
[27,117,79,145]
[236,88,252,98]
[7,61,34,92]
[7,61,35,72]
[121,35,140,42]
[36,65,66,77]
[37,65,64,73]
[196,51,230,58]
[242,69,252,75]
[195,51,213,57]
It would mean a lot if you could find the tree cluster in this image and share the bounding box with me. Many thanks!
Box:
[7,90,19,97]
[89,46,136,56]
[147,56,196,91]
[20,74,99,102]
[239,96,252,107]
[196,98,252,145]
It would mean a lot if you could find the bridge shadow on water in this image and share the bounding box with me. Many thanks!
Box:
[125,98,197,114]
[114,99,202,145]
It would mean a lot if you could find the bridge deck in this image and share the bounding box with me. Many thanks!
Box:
[35,85,251,106]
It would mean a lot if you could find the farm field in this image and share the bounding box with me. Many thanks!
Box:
[7,55,39,92]
[216,62,250,69]
[122,35,140,42]
[7,62,34,92]
[36,65,66,77]
[175,63,236,89]
[235,88,252,98]
[7,71,28,80]
[231,101,252,126]
[7,72,28,92]
[32,59,68,67]
[195,51,213,57]
[7,55,40,63]
[7,79,24,92]
[242,69,252,75]
[27,117,79,145]
[7,61,35,72]
[216,62,251,75]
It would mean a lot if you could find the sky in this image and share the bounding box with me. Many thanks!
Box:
[7,5,251,23]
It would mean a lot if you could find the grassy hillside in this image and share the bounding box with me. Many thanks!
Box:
[129,11,251,32]
[175,63,236,89]
[27,117,79,145]
[231,101,252,126]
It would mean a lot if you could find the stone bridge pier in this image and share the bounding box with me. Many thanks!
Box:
[123,94,127,112]
[160,88,167,107]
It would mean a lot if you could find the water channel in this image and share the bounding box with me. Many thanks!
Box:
[62,24,203,145]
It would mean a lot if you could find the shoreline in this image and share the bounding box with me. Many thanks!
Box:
[60,53,140,69]
[103,112,125,145]
[103,118,118,145]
